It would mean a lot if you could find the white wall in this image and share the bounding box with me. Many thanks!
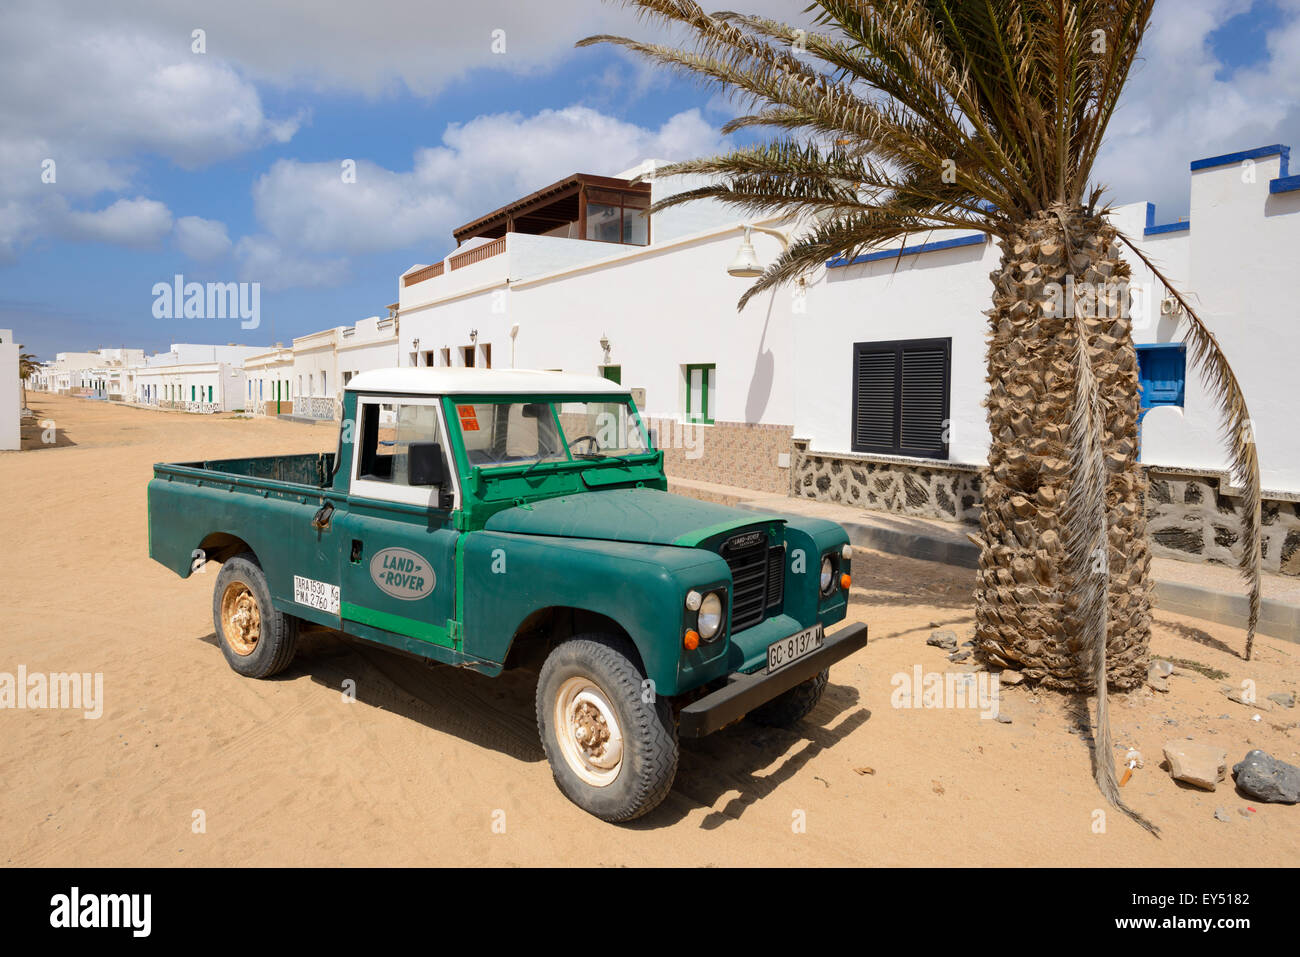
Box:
[1140,150,1300,492]
[0,341,18,450]
[798,233,998,463]
[400,222,797,427]
[793,149,1300,497]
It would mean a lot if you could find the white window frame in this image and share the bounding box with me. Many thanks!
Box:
[349,394,460,510]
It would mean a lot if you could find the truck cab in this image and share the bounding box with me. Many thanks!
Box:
[148,367,866,820]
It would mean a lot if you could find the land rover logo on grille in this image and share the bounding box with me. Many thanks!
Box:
[370,547,435,600]
[724,530,765,551]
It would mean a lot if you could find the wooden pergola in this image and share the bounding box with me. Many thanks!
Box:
[452,173,652,246]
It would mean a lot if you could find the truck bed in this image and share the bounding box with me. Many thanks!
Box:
[161,452,336,487]
[148,452,340,581]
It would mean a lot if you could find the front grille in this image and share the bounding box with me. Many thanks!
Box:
[721,535,786,633]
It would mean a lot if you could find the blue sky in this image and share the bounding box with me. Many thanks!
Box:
[2,0,1296,359]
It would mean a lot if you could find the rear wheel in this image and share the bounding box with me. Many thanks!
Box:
[536,635,678,822]
[212,552,298,678]
[747,668,829,728]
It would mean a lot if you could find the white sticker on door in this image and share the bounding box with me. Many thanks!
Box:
[294,575,340,614]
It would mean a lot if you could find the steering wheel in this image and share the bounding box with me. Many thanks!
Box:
[567,434,602,457]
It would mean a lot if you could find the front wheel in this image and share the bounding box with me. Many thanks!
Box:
[536,635,678,822]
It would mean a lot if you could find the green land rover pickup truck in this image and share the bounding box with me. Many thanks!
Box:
[148,368,867,820]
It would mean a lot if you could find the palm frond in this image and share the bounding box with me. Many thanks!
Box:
[1116,232,1262,660]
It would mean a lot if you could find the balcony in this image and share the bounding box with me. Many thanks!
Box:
[399,231,646,308]
[400,171,653,307]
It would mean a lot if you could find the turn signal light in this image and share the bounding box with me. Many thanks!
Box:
[840,573,851,591]
[683,629,700,651]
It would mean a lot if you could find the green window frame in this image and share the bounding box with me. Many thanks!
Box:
[191,385,195,401]
[684,363,715,425]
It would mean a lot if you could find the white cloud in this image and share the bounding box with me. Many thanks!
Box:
[174,216,233,261]
[0,0,300,256]
[62,197,174,246]
[233,235,349,291]
[1092,0,1300,216]
[236,106,728,285]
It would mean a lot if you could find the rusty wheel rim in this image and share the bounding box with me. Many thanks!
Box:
[554,676,624,788]
[220,582,261,656]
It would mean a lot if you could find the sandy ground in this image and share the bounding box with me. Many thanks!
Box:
[1,393,1296,866]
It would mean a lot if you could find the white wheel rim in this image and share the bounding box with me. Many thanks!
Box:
[554,676,624,788]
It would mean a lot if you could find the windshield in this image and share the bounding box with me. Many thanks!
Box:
[453,398,651,469]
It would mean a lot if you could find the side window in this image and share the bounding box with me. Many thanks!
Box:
[356,401,448,487]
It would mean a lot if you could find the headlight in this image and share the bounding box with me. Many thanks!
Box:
[698,591,724,640]
[820,556,834,594]
[685,589,702,611]
[841,544,853,560]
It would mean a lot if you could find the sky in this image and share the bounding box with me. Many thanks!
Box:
[1,0,1297,360]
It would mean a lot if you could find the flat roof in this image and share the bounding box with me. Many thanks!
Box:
[345,367,629,396]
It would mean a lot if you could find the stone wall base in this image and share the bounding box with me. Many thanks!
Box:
[791,447,1300,577]
[792,442,984,523]
[1146,470,1300,576]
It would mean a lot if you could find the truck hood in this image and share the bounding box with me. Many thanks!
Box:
[483,487,780,547]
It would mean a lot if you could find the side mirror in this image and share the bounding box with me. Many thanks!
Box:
[407,442,446,487]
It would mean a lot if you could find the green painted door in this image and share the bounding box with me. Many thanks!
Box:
[336,397,460,648]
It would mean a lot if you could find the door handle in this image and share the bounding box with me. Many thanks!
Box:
[311,501,335,531]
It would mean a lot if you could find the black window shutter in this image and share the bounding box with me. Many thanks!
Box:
[852,348,896,451]
[851,338,950,459]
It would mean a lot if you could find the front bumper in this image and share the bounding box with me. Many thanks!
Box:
[676,621,868,738]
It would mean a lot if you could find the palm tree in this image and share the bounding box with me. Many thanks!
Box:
[580,0,1261,831]
[18,350,38,411]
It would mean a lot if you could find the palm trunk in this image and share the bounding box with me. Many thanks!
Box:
[974,210,1152,691]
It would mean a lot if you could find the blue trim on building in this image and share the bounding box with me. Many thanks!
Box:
[1190,144,1290,173]
[826,232,987,268]
[1270,174,1300,194]
[1143,201,1190,237]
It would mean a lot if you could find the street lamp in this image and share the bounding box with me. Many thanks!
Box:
[727,224,790,278]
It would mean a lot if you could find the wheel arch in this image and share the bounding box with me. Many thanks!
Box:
[502,605,642,672]
[193,532,256,573]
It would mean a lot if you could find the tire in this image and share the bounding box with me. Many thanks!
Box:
[212,552,298,679]
[747,668,829,728]
[536,634,678,822]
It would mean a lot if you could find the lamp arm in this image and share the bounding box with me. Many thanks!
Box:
[742,223,790,250]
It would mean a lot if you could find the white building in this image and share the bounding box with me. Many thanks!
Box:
[288,312,400,420]
[337,312,400,391]
[394,145,1300,576]
[35,348,145,397]
[132,343,264,413]
[243,344,294,416]
[0,329,19,450]
[397,165,793,492]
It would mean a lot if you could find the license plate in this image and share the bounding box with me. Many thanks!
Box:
[766,624,824,674]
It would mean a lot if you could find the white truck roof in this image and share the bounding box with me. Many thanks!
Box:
[345,367,629,396]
